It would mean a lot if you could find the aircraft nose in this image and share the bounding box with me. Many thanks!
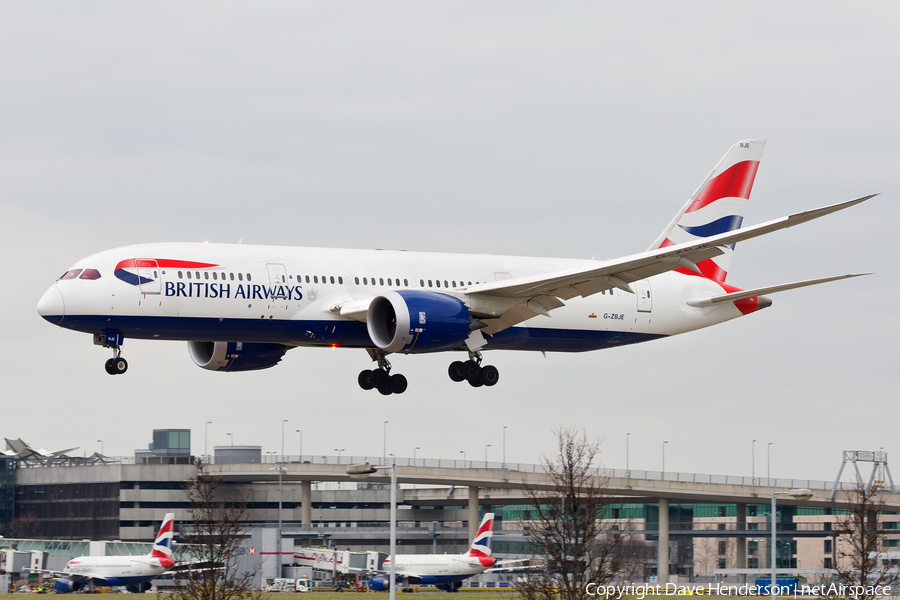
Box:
[37,286,65,324]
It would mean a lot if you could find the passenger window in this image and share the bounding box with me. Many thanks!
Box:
[247,273,252,282]
[420,279,425,287]
[79,269,101,280]
[355,277,360,285]
[154,271,158,278]
[230,273,235,281]
[178,271,183,279]
[204,272,209,280]
[379,278,384,285]
[338,276,343,284]
[187,271,192,279]
[452,281,456,288]
[404,279,408,286]
[212,272,217,280]
[330,276,335,284]
[428,280,433,288]
[436,280,441,288]
[313,276,318,283]
[444,280,449,288]
[363,277,368,285]
[387,278,392,286]
[305,276,310,283]
[468,281,472,286]
[238,273,243,281]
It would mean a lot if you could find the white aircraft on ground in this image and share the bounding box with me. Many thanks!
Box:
[36,139,874,394]
[369,512,522,592]
[43,513,177,593]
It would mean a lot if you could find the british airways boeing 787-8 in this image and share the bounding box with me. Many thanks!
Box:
[36,140,874,394]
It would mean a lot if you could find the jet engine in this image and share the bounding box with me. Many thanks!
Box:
[367,290,474,353]
[187,341,289,372]
[54,579,85,594]
[368,577,391,592]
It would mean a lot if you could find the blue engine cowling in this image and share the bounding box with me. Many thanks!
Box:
[54,579,85,594]
[187,341,289,372]
[367,291,473,354]
[368,577,391,592]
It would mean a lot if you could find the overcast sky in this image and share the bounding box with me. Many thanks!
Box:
[1,2,897,485]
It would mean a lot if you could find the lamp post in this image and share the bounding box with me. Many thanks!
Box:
[413,447,421,466]
[205,421,212,463]
[484,444,491,464]
[502,426,507,471]
[662,441,668,476]
[296,430,303,459]
[97,440,104,455]
[770,489,813,598]
[383,421,389,464]
[227,432,234,446]
[348,463,397,600]
[460,450,466,467]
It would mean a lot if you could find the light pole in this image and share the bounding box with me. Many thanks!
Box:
[205,421,212,463]
[768,443,773,484]
[383,421,389,464]
[662,441,668,476]
[97,440,103,456]
[348,463,397,600]
[282,420,288,462]
[296,429,303,459]
[334,449,345,489]
[413,447,421,466]
[770,489,813,598]
[227,432,234,446]
[502,426,507,471]
[484,444,491,464]
[752,439,757,491]
[460,450,467,467]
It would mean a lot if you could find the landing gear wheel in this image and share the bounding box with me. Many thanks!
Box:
[358,370,375,390]
[377,385,392,396]
[462,360,480,380]
[372,368,389,388]
[104,358,116,375]
[389,374,408,394]
[113,358,128,374]
[468,375,484,388]
[479,365,499,386]
[448,361,466,382]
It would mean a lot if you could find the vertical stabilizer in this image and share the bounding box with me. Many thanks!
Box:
[467,512,494,565]
[150,513,175,568]
[648,139,766,281]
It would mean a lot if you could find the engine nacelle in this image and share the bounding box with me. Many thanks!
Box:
[54,579,85,594]
[187,341,289,372]
[368,577,390,592]
[367,290,472,354]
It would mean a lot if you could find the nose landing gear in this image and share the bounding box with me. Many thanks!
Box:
[358,350,407,395]
[448,351,498,387]
[95,333,127,375]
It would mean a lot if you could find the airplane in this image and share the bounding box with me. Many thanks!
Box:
[43,513,177,593]
[36,139,875,394]
[368,512,523,592]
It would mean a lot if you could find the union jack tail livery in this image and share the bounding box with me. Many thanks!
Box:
[467,512,494,566]
[649,139,766,282]
[150,513,175,569]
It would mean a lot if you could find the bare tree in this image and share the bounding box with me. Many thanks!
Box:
[170,460,262,600]
[830,480,899,600]
[517,428,632,600]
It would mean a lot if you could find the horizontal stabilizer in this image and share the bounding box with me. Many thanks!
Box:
[685,273,871,307]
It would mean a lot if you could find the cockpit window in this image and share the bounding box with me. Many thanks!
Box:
[79,269,102,280]
[60,269,82,280]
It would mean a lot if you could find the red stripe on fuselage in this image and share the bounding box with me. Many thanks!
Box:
[686,160,759,214]
[115,258,219,272]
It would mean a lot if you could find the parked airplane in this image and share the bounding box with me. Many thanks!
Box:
[36,139,874,394]
[369,512,520,592]
[44,513,176,593]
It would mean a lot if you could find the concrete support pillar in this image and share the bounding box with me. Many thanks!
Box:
[468,487,479,541]
[735,503,747,584]
[301,480,312,526]
[658,497,669,584]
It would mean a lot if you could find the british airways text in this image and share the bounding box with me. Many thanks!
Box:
[164,282,303,300]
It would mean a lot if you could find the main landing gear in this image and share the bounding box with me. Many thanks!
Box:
[358,351,407,395]
[104,346,128,375]
[448,351,499,387]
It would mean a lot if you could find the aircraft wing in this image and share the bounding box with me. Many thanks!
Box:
[468,195,874,301]
[29,569,109,584]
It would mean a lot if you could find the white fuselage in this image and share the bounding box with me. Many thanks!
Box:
[62,555,167,585]
[38,242,748,354]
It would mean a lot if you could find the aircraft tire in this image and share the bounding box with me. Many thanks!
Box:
[113,358,128,374]
[480,365,499,386]
[448,361,466,382]
[377,385,392,396]
[372,368,389,388]
[104,358,116,375]
[358,370,375,390]
[389,373,408,394]
[462,360,480,380]
[468,376,483,388]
